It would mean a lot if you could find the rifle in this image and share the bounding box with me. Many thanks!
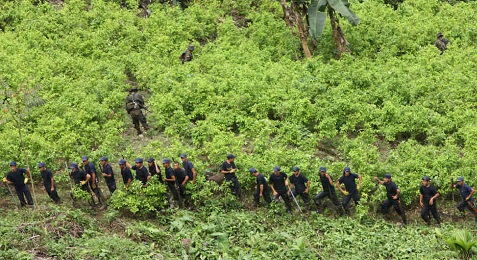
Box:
[288,186,303,213]
[466,200,477,215]
[4,182,20,208]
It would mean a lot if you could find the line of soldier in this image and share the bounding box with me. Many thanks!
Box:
[3,154,477,225]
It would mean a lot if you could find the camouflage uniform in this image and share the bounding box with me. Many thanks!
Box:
[180,45,194,64]
[434,32,449,55]
[126,88,149,135]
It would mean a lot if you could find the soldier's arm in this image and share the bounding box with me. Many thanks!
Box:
[259,184,264,195]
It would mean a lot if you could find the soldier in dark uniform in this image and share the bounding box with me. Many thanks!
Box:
[173,161,188,207]
[125,87,149,135]
[435,32,449,55]
[451,176,477,222]
[70,162,91,192]
[269,166,292,213]
[180,44,194,64]
[314,166,343,215]
[4,162,33,207]
[419,176,440,226]
[147,158,163,183]
[181,153,196,184]
[220,154,241,198]
[38,162,60,203]
[127,158,150,185]
[118,159,133,190]
[249,168,271,206]
[289,166,311,206]
[82,156,106,209]
[163,158,180,205]
[337,166,362,215]
[374,174,408,226]
[100,156,116,194]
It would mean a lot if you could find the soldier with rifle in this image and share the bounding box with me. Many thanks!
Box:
[451,176,477,222]
[374,174,408,226]
[81,156,107,209]
[125,87,149,135]
[434,32,450,55]
[3,161,34,207]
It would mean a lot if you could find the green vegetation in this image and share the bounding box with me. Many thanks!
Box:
[1,0,477,258]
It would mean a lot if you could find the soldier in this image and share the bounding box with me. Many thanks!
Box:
[125,87,149,135]
[336,166,362,215]
[38,162,61,203]
[180,44,194,64]
[163,158,180,205]
[289,166,311,206]
[314,166,343,215]
[147,158,163,183]
[269,166,292,213]
[220,154,241,198]
[4,161,33,207]
[435,32,449,55]
[173,161,189,207]
[118,159,133,190]
[126,158,150,185]
[81,156,106,209]
[249,168,271,207]
[181,153,196,184]
[419,176,440,226]
[451,176,477,222]
[70,163,91,192]
[374,174,408,226]
[100,156,116,195]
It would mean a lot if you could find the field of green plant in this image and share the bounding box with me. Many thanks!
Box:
[1,0,477,258]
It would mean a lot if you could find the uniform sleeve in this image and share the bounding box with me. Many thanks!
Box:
[106,165,114,175]
[131,165,137,170]
[221,162,227,171]
[338,176,344,183]
[6,173,13,181]
[268,175,274,185]
[431,186,438,195]
[352,174,359,179]
[419,185,424,194]
[48,170,53,179]
[189,161,194,169]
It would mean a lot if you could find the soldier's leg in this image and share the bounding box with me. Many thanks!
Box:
[232,178,241,198]
[393,200,407,223]
[24,186,33,205]
[263,192,272,205]
[314,192,327,207]
[329,191,344,215]
[130,111,142,134]
[342,194,352,214]
[421,204,430,224]
[429,204,440,224]
[457,200,466,212]
[280,192,292,212]
[253,190,260,205]
[137,111,149,130]
[352,191,360,205]
[301,192,311,205]
[15,188,27,206]
[50,189,61,203]
[108,182,116,194]
[381,199,391,215]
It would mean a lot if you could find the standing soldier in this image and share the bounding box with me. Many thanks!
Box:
[4,162,33,207]
[163,158,180,205]
[38,162,61,203]
[289,166,311,207]
[374,174,408,226]
[180,44,194,64]
[419,176,440,226]
[82,156,106,209]
[100,156,116,195]
[126,158,150,185]
[118,159,133,190]
[147,158,163,183]
[220,154,241,198]
[451,176,477,222]
[125,87,149,135]
[314,166,343,215]
[434,32,450,55]
[269,166,292,213]
[249,168,271,207]
[337,166,362,215]
[70,163,91,194]
[173,161,188,207]
[181,154,197,184]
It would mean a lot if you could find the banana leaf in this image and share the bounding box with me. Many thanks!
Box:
[308,0,328,39]
[328,0,360,26]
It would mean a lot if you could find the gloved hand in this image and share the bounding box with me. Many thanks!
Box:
[91,182,97,189]
[2,177,6,183]
[342,190,349,196]
[80,180,87,185]
[24,178,29,184]
[357,185,361,191]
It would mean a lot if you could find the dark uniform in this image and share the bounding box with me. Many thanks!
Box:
[6,165,33,206]
[434,32,449,55]
[165,166,180,202]
[132,165,149,185]
[221,158,241,198]
[70,167,90,191]
[381,180,407,224]
[101,162,116,194]
[269,169,292,212]
[126,88,149,135]
[120,166,133,186]
[182,160,195,183]
[148,159,163,183]
[314,169,342,215]
[40,166,60,203]
[338,173,360,214]
[84,160,106,207]
[455,181,477,221]
[289,170,311,205]
[253,172,271,206]
[174,166,188,204]
[180,45,194,64]
[420,182,440,225]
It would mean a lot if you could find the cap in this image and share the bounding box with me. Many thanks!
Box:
[437,32,443,37]
[81,156,89,161]
[134,158,143,163]
[292,166,299,172]
[118,159,127,165]
[147,158,155,163]
[457,176,464,182]
[70,163,78,169]
[188,44,195,51]
[422,176,430,181]
[227,154,236,159]
[162,158,171,164]
[273,166,281,172]
[384,173,392,179]
[38,162,46,168]
[249,167,257,174]
[100,156,108,161]
[344,166,351,172]
[319,166,326,172]
[9,161,17,166]
[129,87,138,92]
[180,153,187,158]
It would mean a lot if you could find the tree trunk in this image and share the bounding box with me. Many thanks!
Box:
[280,0,312,58]
[327,7,348,59]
